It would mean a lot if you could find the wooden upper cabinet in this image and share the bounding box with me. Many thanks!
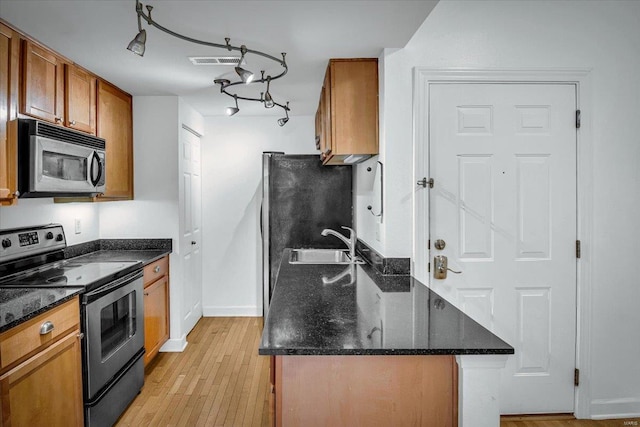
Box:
[97,79,133,200]
[0,22,19,205]
[317,58,378,165]
[65,64,96,134]
[21,39,65,125]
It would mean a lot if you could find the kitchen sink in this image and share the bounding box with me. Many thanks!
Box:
[289,249,365,265]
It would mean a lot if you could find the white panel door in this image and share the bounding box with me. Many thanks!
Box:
[429,83,577,414]
[180,126,202,336]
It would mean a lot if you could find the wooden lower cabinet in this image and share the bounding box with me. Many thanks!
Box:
[273,355,457,427]
[143,256,170,366]
[0,298,83,427]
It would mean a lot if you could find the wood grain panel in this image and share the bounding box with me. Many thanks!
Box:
[0,298,80,371]
[0,328,83,427]
[0,22,19,205]
[143,275,169,366]
[21,39,64,123]
[277,355,456,427]
[96,79,133,200]
[65,64,96,134]
[143,256,170,286]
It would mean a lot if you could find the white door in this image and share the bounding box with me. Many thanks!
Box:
[429,83,577,414]
[180,125,203,335]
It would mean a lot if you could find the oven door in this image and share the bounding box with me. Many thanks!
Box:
[83,270,144,399]
[30,135,106,194]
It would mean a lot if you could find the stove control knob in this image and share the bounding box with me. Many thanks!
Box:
[1,239,11,249]
[56,234,64,242]
[46,232,54,240]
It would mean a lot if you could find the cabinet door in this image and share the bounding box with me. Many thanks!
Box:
[21,40,64,124]
[96,79,133,200]
[0,331,84,427]
[65,64,96,135]
[0,23,19,205]
[143,275,169,366]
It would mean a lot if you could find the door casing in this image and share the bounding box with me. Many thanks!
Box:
[412,68,593,418]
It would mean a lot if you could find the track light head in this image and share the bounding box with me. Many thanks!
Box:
[127,29,147,56]
[226,96,240,116]
[278,102,290,126]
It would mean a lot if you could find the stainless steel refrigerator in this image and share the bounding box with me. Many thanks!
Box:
[262,152,353,318]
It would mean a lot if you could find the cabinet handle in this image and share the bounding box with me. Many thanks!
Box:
[77,332,84,340]
[154,266,161,273]
[40,321,54,335]
[55,117,62,124]
[144,292,149,296]
[70,120,76,125]
[12,191,20,198]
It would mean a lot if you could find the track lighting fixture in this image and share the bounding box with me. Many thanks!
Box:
[235,46,255,84]
[278,103,290,127]
[127,0,290,125]
[226,95,240,116]
[264,77,274,108]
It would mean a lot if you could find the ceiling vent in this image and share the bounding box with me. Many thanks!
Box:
[188,56,245,66]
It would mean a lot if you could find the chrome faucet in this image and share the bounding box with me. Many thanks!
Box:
[321,226,357,261]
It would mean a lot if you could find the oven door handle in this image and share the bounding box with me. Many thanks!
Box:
[83,270,143,304]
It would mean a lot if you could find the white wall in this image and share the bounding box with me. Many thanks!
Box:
[0,199,99,245]
[353,0,640,418]
[201,115,317,316]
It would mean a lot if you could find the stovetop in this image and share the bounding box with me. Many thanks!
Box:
[0,259,141,292]
[0,224,142,292]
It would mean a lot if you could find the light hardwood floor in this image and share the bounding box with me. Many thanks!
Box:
[116,317,270,427]
[116,317,639,427]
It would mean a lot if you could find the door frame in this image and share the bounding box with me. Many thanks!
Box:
[412,68,593,418]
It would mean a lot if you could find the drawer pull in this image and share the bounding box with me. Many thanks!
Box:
[154,265,161,273]
[40,321,55,335]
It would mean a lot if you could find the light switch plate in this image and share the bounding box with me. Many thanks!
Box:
[74,218,81,234]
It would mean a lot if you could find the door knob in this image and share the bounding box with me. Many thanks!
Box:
[433,255,462,279]
[434,239,446,250]
[191,241,196,245]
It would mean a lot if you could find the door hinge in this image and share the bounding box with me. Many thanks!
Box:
[428,239,431,249]
[576,110,581,129]
[574,368,580,386]
[576,240,581,259]
[428,262,431,273]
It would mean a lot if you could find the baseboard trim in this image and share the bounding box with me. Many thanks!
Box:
[203,305,261,317]
[159,335,188,352]
[500,414,574,421]
[591,398,640,420]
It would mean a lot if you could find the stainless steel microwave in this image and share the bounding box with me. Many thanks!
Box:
[16,118,106,198]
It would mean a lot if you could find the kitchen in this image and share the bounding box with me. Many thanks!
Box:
[1,0,640,426]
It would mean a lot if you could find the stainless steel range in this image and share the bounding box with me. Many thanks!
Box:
[0,224,145,427]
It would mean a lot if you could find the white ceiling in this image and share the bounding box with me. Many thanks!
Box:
[0,0,438,118]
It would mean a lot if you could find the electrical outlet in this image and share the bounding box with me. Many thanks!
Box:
[74,218,81,234]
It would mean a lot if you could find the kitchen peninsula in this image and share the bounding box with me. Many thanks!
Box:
[260,248,514,427]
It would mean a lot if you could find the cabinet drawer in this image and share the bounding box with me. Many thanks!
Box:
[0,297,80,370]
[144,256,169,286]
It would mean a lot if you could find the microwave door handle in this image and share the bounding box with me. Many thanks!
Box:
[89,151,102,187]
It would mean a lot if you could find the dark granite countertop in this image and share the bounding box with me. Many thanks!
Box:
[68,249,169,266]
[64,238,172,266]
[0,287,83,333]
[259,249,514,356]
